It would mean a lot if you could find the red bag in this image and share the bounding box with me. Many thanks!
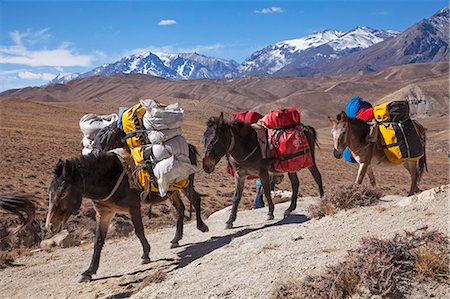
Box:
[262,107,301,129]
[231,111,263,124]
[226,111,263,179]
[356,107,374,122]
[268,128,313,172]
[264,107,313,172]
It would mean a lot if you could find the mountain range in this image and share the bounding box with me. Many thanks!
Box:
[45,7,448,85]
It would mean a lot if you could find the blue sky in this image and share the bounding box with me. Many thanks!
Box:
[0,0,447,91]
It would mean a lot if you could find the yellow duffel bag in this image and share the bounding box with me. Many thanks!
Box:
[374,101,424,163]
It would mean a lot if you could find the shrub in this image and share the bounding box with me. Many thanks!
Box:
[270,228,449,299]
[308,184,382,218]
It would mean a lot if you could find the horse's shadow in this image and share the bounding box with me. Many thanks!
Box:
[173,214,309,271]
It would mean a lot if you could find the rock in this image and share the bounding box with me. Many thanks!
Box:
[40,230,79,248]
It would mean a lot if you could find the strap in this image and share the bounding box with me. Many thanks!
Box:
[96,169,126,202]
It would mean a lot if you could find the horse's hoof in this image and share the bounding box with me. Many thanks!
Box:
[267,215,274,221]
[225,222,233,229]
[78,274,92,283]
[284,210,292,217]
[170,242,179,249]
[140,257,151,265]
[198,224,209,233]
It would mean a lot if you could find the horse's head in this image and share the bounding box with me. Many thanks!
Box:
[202,112,231,173]
[328,111,349,159]
[46,159,83,234]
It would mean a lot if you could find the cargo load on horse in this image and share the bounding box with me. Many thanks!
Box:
[121,99,197,197]
[374,101,424,163]
[79,113,118,155]
[262,107,313,173]
[78,100,197,198]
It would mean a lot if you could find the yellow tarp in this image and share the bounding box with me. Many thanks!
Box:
[122,102,189,192]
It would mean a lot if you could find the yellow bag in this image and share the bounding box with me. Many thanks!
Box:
[122,102,189,192]
[374,101,423,163]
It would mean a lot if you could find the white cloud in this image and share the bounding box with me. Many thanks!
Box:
[255,7,284,14]
[0,28,94,67]
[158,19,177,26]
[18,71,56,81]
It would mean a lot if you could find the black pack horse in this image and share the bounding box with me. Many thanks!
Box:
[202,113,324,229]
[46,145,208,282]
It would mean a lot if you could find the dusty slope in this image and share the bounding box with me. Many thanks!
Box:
[0,186,448,299]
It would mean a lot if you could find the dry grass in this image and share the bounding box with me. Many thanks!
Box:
[308,184,382,218]
[270,228,449,299]
[0,251,14,269]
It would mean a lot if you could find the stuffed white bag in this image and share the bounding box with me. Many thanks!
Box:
[141,99,184,130]
[153,155,197,196]
[147,128,183,144]
[143,135,189,163]
[79,113,118,139]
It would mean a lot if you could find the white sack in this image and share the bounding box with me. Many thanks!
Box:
[141,99,184,130]
[82,136,94,149]
[144,135,189,162]
[147,128,182,144]
[82,148,92,156]
[153,155,197,196]
[79,113,118,139]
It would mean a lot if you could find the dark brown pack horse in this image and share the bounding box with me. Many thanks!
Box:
[202,113,324,229]
[329,111,427,195]
[46,145,208,282]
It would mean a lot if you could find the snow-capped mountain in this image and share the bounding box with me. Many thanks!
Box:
[49,72,80,84]
[315,7,449,75]
[80,52,239,80]
[240,27,399,76]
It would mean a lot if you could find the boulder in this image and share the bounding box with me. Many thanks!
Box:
[40,230,79,248]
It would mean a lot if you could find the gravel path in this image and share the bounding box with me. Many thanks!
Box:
[0,186,447,299]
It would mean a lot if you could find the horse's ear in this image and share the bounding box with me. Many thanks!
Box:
[62,160,74,177]
[341,111,348,122]
[328,116,336,125]
[218,112,224,125]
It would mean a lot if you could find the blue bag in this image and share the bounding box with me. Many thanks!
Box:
[345,97,372,118]
[343,147,357,163]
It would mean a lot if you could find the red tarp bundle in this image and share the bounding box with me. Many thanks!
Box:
[263,108,313,173]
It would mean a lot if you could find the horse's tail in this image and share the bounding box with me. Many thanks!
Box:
[0,193,36,239]
[305,125,319,150]
[186,144,200,220]
[414,120,428,182]
[188,143,199,166]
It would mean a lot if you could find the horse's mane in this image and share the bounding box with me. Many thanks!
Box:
[53,151,119,177]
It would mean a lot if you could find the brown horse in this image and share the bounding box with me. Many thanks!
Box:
[46,146,208,282]
[202,113,324,229]
[329,111,427,195]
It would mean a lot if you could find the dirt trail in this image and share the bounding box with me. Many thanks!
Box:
[0,186,448,299]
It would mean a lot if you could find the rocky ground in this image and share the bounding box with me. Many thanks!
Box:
[0,186,448,299]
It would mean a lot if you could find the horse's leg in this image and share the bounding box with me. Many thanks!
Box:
[79,209,115,282]
[366,165,376,187]
[260,171,275,220]
[129,204,151,264]
[284,172,299,217]
[355,162,370,184]
[403,161,419,196]
[170,191,185,248]
[181,179,208,232]
[225,175,245,229]
[308,164,324,197]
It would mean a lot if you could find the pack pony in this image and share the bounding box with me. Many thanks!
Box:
[329,111,427,196]
[45,145,208,282]
[202,112,323,229]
